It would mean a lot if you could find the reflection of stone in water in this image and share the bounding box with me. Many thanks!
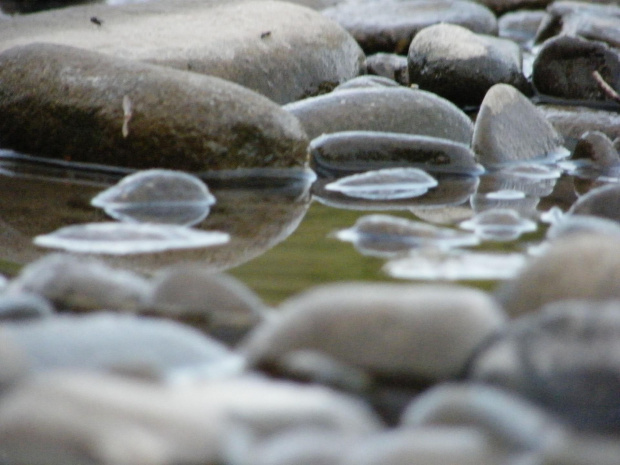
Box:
[470,192,539,216]
[325,167,437,200]
[0,159,313,273]
[314,174,479,211]
[460,208,537,242]
[385,250,526,281]
[91,169,215,226]
[335,214,479,258]
[478,166,559,198]
[34,222,230,255]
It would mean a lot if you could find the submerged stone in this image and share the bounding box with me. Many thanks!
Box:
[91,169,215,226]
[473,84,567,167]
[335,214,479,257]
[460,208,537,241]
[284,88,474,143]
[0,43,309,171]
[0,0,365,104]
[385,250,526,281]
[408,24,528,107]
[322,0,497,54]
[310,131,483,177]
[34,222,230,255]
[325,168,437,201]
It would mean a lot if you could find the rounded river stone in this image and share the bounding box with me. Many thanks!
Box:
[408,24,528,107]
[473,84,565,167]
[365,53,409,86]
[468,301,620,432]
[0,0,365,104]
[284,87,474,143]
[569,184,620,221]
[242,282,506,384]
[322,0,498,54]
[0,43,309,171]
[310,131,482,176]
[532,35,620,104]
[495,233,620,316]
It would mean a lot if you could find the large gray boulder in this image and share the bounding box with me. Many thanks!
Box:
[0,43,309,171]
[0,0,365,104]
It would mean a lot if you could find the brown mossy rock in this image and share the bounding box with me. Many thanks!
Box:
[0,0,365,104]
[0,43,309,171]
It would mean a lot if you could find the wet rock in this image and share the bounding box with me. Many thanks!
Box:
[408,24,528,107]
[285,88,474,143]
[495,233,620,316]
[539,105,620,149]
[334,75,400,91]
[546,214,620,241]
[569,183,620,221]
[0,43,309,171]
[0,312,241,381]
[311,131,482,177]
[0,292,54,321]
[0,372,381,465]
[8,254,151,312]
[0,0,365,104]
[472,84,566,167]
[468,300,620,432]
[535,1,620,48]
[340,426,504,465]
[91,169,216,226]
[142,264,268,346]
[313,174,479,211]
[365,53,409,86]
[322,0,498,54]
[242,282,505,384]
[498,9,548,45]
[572,131,620,168]
[532,35,620,104]
[474,0,553,15]
[402,382,560,451]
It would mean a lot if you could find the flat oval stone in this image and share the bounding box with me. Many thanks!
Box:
[311,131,482,177]
[0,0,365,104]
[285,88,474,143]
[322,0,498,54]
[468,301,620,432]
[495,233,620,316]
[408,24,529,107]
[532,35,620,104]
[473,84,567,167]
[242,282,506,384]
[0,43,309,171]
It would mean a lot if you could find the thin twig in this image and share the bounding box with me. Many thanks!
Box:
[122,95,133,138]
[592,70,620,104]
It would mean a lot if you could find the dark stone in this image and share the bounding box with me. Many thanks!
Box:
[532,35,620,105]
[408,23,529,107]
[474,0,553,16]
[284,87,473,143]
[365,53,409,86]
[310,131,482,176]
[322,0,497,54]
[0,43,309,171]
[572,131,620,167]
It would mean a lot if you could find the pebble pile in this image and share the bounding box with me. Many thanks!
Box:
[1,0,620,464]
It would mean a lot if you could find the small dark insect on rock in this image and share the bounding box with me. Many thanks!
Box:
[260,31,272,39]
[90,16,103,26]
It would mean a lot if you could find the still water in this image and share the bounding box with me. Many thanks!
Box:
[0,150,577,306]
